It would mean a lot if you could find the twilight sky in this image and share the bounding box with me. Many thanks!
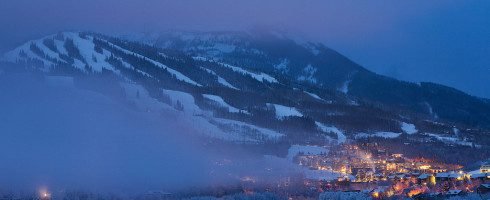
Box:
[1,0,489,98]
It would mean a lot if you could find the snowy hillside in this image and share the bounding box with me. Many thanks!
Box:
[129,31,490,130]
[2,31,490,166]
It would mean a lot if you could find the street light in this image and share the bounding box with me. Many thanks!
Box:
[39,190,50,199]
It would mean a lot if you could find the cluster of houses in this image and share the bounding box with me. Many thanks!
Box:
[293,143,490,198]
[329,164,490,199]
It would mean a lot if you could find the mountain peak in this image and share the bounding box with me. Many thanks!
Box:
[3,31,490,142]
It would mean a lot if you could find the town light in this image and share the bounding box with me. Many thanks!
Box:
[39,189,50,199]
[419,165,431,170]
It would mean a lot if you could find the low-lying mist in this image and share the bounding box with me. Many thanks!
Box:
[0,71,297,196]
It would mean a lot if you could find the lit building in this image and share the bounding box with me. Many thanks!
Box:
[480,164,490,173]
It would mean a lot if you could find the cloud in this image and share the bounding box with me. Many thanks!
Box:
[0,72,301,194]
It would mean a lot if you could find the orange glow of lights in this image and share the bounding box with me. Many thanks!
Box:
[419,165,431,170]
[340,166,347,173]
[386,163,396,171]
[408,188,423,197]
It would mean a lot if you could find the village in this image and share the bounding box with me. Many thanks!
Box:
[291,142,490,199]
[4,143,490,200]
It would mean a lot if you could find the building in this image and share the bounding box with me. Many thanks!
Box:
[469,172,490,181]
[436,172,463,181]
[478,184,490,200]
[413,192,442,199]
[478,184,490,193]
[481,164,490,173]
[417,173,435,185]
[446,189,465,196]
[392,154,403,158]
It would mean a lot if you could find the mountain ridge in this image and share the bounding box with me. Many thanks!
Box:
[1,31,489,165]
[127,30,490,128]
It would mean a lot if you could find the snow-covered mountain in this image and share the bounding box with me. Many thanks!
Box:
[2,31,489,165]
[125,31,490,129]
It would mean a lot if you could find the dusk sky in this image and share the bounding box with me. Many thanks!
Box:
[1,0,489,98]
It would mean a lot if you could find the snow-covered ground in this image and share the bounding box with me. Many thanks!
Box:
[162,89,204,115]
[424,102,439,119]
[203,94,249,114]
[339,79,351,94]
[122,84,248,142]
[267,103,303,119]
[285,145,342,181]
[315,122,346,144]
[4,33,115,73]
[453,127,460,136]
[103,39,202,86]
[121,83,174,112]
[355,132,401,139]
[158,89,282,142]
[304,91,323,101]
[212,118,283,141]
[221,62,278,83]
[304,43,321,56]
[3,36,60,70]
[302,169,340,181]
[265,147,340,182]
[287,145,328,160]
[297,64,317,84]
[2,32,203,87]
[194,43,236,55]
[116,85,285,143]
[113,55,153,78]
[193,56,278,83]
[160,89,277,142]
[401,122,418,134]
[191,116,257,142]
[467,169,482,176]
[65,33,116,72]
[423,133,478,147]
[159,89,246,141]
[274,58,289,73]
[200,67,238,89]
